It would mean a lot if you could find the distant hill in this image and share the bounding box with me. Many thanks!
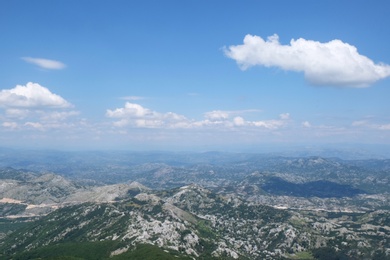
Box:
[0,150,390,259]
[1,184,389,259]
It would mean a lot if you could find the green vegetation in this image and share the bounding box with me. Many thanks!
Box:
[289,217,308,229]
[112,244,191,260]
[1,153,390,260]
[262,177,364,198]
[287,251,315,260]
[180,229,192,242]
[311,247,350,260]
[11,241,118,259]
[196,219,216,239]
[0,203,27,217]
[9,242,191,260]
[0,218,30,233]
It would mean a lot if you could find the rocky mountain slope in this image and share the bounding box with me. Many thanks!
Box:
[0,168,148,218]
[1,183,390,259]
[0,151,390,259]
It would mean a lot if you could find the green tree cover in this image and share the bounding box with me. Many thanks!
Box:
[10,242,192,260]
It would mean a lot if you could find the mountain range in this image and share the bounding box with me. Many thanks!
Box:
[0,149,389,259]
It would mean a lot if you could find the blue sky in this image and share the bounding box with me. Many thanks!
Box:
[1,0,390,151]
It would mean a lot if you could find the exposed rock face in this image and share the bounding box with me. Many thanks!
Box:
[2,183,389,259]
[1,152,390,259]
[65,183,144,203]
[0,170,78,205]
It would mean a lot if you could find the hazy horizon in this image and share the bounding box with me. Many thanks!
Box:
[1,143,390,160]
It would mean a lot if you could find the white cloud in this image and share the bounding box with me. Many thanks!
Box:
[352,120,390,130]
[279,113,290,120]
[204,110,230,121]
[2,122,18,129]
[224,34,390,87]
[24,122,44,130]
[378,124,390,130]
[242,113,290,129]
[204,109,262,122]
[5,108,30,119]
[107,102,289,131]
[0,82,72,108]
[0,82,82,133]
[22,57,66,70]
[302,121,312,128]
[39,111,80,121]
[250,119,284,129]
[106,102,157,118]
[106,102,190,128]
[233,116,245,126]
[1,109,79,130]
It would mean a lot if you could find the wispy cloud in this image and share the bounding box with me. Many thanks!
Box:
[2,122,18,129]
[22,57,66,70]
[24,122,44,130]
[224,34,390,87]
[352,120,390,130]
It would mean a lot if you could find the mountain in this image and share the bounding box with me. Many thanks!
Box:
[1,151,390,259]
[0,168,149,218]
[1,184,390,259]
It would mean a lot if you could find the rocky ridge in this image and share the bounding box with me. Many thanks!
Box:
[1,153,390,259]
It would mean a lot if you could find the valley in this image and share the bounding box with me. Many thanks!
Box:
[0,150,389,259]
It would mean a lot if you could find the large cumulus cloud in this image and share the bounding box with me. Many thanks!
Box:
[224,34,390,87]
[0,82,78,131]
[0,82,71,108]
